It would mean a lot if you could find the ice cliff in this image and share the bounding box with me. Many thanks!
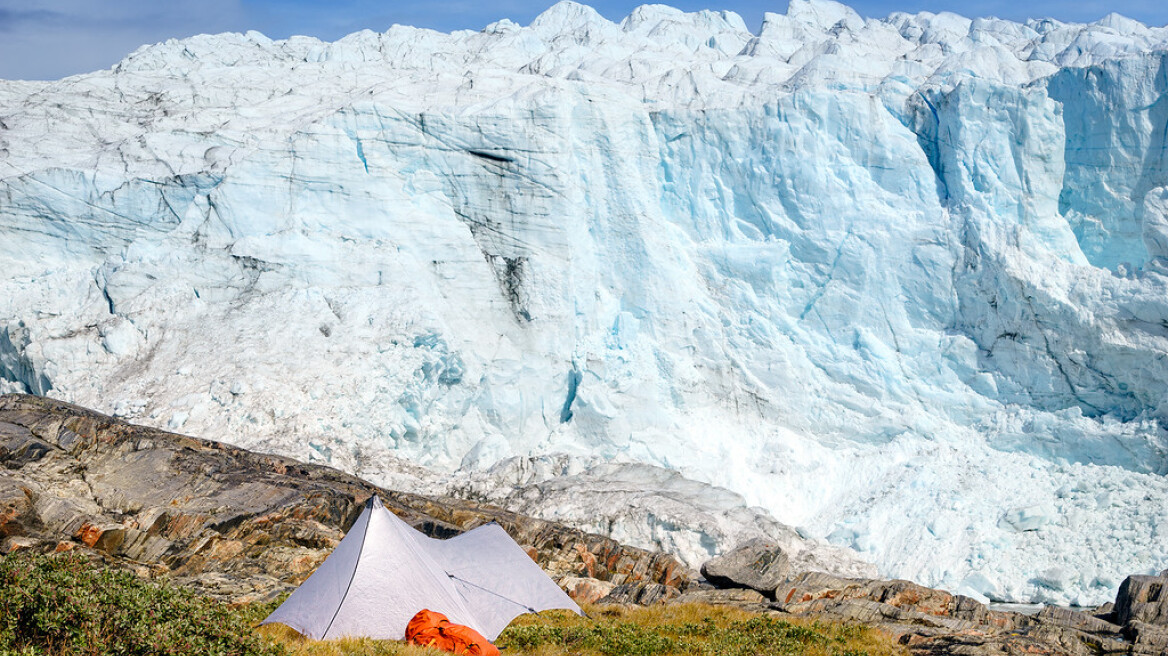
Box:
[3,0,1168,605]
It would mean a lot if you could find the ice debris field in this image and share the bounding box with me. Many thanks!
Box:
[2,0,1168,606]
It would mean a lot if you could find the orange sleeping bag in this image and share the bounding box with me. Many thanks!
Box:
[404,609,501,656]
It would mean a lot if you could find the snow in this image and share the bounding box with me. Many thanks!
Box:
[3,0,1168,605]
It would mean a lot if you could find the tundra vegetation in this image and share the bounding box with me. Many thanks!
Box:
[0,552,903,656]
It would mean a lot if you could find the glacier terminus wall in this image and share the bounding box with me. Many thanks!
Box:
[2,0,1168,605]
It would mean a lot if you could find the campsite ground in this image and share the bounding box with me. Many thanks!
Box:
[256,602,906,656]
[0,551,903,656]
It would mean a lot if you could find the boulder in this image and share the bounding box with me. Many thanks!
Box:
[0,476,37,537]
[1018,606,1129,656]
[903,630,1102,656]
[1033,605,1122,636]
[1094,601,1115,618]
[775,571,1021,631]
[774,571,864,606]
[74,521,126,553]
[863,579,959,616]
[560,577,616,604]
[598,582,680,606]
[700,538,790,595]
[671,587,767,607]
[1123,620,1168,654]
[2,535,40,552]
[1014,623,1114,656]
[1115,574,1168,625]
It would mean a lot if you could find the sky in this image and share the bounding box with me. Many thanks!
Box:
[2,0,1166,81]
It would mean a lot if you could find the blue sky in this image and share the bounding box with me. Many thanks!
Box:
[2,0,1166,81]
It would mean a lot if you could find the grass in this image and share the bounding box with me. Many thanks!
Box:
[500,604,903,656]
[259,602,906,656]
[254,624,430,656]
[0,552,906,656]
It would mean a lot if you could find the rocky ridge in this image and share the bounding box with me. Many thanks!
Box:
[692,541,1168,655]
[0,393,688,601]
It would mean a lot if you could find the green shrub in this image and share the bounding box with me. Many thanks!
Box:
[498,610,885,656]
[0,551,282,656]
[501,622,676,656]
[697,616,832,655]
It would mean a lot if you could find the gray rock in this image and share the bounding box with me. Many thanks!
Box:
[598,582,680,606]
[1124,620,1168,654]
[904,619,1132,656]
[1094,600,1116,619]
[1034,604,1123,636]
[560,577,616,604]
[1025,623,1112,656]
[700,538,790,595]
[773,570,859,607]
[0,476,38,538]
[671,587,767,608]
[2,535,41,552]
[0,393,692,603]
[1115,574,1168,626]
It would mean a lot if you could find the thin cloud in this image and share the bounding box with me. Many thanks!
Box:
[0,9,62,32]
[0,0,245,80]
[0,8,56,18]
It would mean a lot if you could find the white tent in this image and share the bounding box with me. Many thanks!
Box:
[262,495,583,641]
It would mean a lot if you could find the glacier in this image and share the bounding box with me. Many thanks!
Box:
[3,0,1168,605]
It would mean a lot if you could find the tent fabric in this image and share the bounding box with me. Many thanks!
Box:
[405,609,501,655]
[262,495,583,641]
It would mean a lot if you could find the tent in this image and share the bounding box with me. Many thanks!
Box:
[262,495,583,641]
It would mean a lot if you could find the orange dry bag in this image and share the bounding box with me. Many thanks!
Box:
[404,609,501,656]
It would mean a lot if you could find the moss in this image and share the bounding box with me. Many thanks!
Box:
[0,552,281,656]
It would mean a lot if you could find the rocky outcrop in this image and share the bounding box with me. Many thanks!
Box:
[558,577,616,605]
[768,572,1154,655]
[1125,621,1168,655]
[1035,605,1125,637]
[598,582,681,606]
[672,586,769,610]
[773,572,1015,632]
[1116,575,1168,626]
[699,538,789,596]
[691,552,1168,656]
[0,394,693,602]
